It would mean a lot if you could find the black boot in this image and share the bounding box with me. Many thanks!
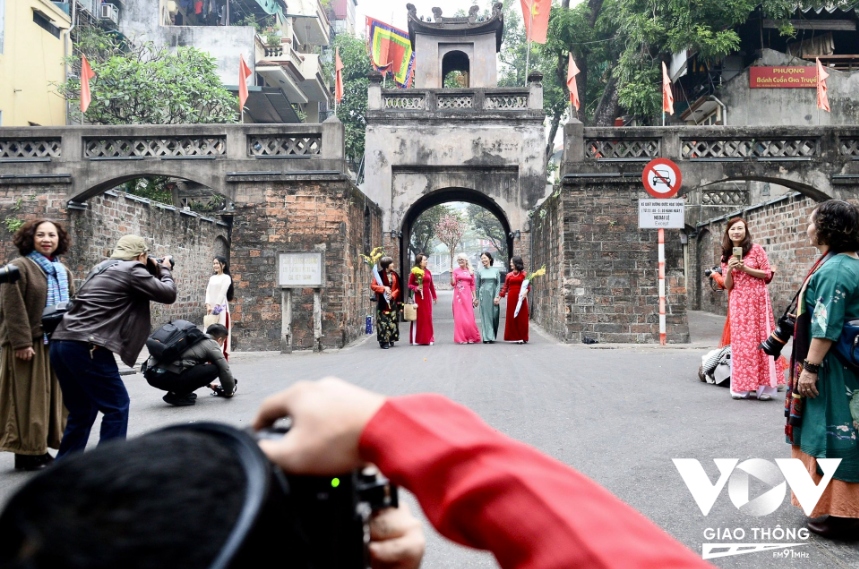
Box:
[163,392,197,406]
[14,453,53,472]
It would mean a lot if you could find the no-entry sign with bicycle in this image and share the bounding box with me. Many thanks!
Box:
[642,158,682,198]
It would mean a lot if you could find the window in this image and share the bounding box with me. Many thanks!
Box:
[33,9,61,39]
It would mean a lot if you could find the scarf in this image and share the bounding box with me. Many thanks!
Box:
[785,253,832,441]
[27,251,69,308]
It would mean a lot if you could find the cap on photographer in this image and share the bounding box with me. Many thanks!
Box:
[49,235,177,458]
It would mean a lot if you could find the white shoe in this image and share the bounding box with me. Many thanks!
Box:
[758,394,773,401]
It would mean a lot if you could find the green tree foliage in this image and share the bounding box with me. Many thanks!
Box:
[410,205,446,258]
[466,204,507,257]
[333,33,374,166]
[58,25,237,125]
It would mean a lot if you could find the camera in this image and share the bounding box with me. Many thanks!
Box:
[254,425,398,569]
[0,263,21,284]
[759,313,796,357]
[704,266,722,278]
[152,256,175,270]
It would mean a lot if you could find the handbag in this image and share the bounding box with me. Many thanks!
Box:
[403,303,418,322]
[203,314,220,329]
[834,319,859,372]
[42,301,72,337]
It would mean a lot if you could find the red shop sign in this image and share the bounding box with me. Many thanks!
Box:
[749,66,816,89]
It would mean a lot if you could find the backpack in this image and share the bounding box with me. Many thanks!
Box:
[146,320,206,365]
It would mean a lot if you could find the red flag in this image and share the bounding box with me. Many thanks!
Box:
[519,0,551,44]
[662,61,674,115]
[816,58,830,113]
[335,47,344,104]
[80,55,96,113]
[567,53,580,111]
[238,55,252,112]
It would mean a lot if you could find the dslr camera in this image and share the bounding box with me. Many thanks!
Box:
[704,266,722,278]
[759,313,795,357]
[152,256,175,270]
[704,266,723,292]
[0,263,21,284]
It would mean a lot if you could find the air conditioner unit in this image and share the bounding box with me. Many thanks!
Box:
[99,3,118,25]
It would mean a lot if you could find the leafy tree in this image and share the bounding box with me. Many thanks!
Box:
[410,205,445,258]
[333,33,374,166]
[58,25,237,125]
[466,205,507,257]
[434,211,468,270]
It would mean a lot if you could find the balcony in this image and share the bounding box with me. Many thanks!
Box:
[289,0,330,46]
[256,36,329,105]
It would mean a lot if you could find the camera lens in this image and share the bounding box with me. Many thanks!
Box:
[0,264,21,284]
[759,315,795,357]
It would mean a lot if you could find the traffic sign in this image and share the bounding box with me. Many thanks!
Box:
[639,199,685,229]
[642,158,682,198]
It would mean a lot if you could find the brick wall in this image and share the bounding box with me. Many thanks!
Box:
[229,176,382,352]
[694,193,820,318]
[0,182,230,327]
[530,180,689,343]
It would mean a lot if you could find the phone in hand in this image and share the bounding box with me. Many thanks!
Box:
[733,246,743,261]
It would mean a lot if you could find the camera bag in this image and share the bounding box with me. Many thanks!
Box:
[41,260,120,338]
[834,320,859,373]
[146,320,207,365]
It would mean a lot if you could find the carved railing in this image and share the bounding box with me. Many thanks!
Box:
[84,136,227,159]
[437,94,474,109]
[839,137,859,158]
[701,190,748,206]
[584,138,661,161]
[383,94,426,110]
[681,138,818,160]
[485,94,529,110]
[248,135,321,157]
[374,88,537,113]
[0,138,62,160]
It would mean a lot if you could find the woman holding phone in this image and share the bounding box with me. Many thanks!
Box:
[721,217,785,400]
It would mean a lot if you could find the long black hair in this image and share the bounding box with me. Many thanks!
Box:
[215,256,234,301]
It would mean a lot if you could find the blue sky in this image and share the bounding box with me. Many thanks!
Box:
[355,0,475,34]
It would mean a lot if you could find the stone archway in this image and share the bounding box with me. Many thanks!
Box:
[397,187,512,275]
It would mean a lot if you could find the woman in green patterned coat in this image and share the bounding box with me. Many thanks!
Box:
[787,199,859,540]
[371,257,401,349]
[475,252,502,344]
[0,220,73,471]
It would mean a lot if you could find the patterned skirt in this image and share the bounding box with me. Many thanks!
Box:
[376,309,400,344]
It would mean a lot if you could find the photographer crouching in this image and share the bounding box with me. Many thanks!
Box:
[49,235,177,458]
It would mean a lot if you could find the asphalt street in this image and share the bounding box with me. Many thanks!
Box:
[0,291,856,568]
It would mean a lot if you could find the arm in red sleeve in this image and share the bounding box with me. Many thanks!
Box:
[360,395,713,569]
[408,272,419,294]
[499,274,510,298]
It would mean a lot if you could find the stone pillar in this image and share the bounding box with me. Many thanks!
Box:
[527,71,543,111]
[368,72,383,110]
[321,116,345,164]
[562,119,585,170]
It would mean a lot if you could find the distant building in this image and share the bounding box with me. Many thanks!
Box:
[0,0,71,126]
[330,0,356,36]
[114,0,331,123]
[669,6,859,127]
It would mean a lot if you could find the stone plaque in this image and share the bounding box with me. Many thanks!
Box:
[278,252,324,288]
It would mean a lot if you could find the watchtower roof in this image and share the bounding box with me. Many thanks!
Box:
[406,2,504,52]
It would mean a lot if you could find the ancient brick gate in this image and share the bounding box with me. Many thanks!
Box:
[0,119,382,352]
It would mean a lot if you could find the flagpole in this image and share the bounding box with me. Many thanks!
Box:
[524,0,533,86]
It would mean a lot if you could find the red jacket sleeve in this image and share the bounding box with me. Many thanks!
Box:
[499,274,510,298]
[360,395,713,569]
[408,272,419,294]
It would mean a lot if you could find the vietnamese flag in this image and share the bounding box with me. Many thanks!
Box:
[567,53,580,111]
[662,61,674,115]
[816,58,830,112]
[335,47,344,103]
[238,55,253,112]
[520,0,551,44]
[80,55,96,113]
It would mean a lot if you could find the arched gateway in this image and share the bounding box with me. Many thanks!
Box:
[362,3,550,270]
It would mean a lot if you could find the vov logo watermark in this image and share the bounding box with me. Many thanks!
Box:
[673,458,842,560]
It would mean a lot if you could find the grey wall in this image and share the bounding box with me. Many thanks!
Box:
[413,32,498,88]
[719,49,859,127]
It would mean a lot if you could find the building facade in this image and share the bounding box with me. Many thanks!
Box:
[0,0,71,126]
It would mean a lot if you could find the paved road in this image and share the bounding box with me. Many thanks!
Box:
[0,292,855,568]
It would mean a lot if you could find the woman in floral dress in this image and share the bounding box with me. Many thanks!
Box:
[721,218,785,400]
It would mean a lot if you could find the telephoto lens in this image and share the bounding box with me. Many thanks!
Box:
[0,264,21,284]
[759,314,795,357]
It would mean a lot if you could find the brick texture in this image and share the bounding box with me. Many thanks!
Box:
[0,183,230,328]
[530,182,689,344]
